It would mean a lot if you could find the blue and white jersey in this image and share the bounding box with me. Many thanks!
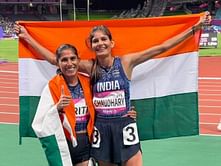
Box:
[68,83,89,132]
[93,57,131,118]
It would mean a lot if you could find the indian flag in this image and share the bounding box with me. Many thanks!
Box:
[19,13,202,142]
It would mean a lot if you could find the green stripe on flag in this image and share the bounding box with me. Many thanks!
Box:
[19,96,40,140]
[132,92,198,141]
[20,93,198,142]
[40,135,63,166]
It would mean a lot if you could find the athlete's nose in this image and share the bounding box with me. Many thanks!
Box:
[66,58,73,65]
[97,39,104,45]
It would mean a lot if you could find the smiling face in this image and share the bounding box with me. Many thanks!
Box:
[91,30,114,58]
[56,44,79,83]
[89,25,114,59]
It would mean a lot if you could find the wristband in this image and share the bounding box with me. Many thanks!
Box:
[192,26,195,35]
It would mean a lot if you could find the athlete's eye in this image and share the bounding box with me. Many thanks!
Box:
[101,37,108,41]
[92,38,99,43]
[70,56,77,61]
[61,57,68,63]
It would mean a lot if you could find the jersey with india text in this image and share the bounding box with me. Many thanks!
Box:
[93,57,130,118]
[68,83,89,132]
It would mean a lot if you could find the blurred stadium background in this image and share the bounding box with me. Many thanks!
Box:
[0,0,221,39]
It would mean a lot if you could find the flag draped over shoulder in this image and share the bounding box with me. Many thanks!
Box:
[19,13,202,142]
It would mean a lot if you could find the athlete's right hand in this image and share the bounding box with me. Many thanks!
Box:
[57,85,72,112]
[57,95,72,112]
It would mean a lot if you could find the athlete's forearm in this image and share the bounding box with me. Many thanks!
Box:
[23,32,57,65]
[15,24,57,65]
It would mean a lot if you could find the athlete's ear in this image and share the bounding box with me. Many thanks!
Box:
[111,40,115,48]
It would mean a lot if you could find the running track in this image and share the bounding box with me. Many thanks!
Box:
[199,57,221,136]
[0,57,221,136]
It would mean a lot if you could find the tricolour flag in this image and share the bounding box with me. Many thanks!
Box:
[19,13,202,142]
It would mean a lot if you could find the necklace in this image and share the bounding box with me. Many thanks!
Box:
[99,57,115,73]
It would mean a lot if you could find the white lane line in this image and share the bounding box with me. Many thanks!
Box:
[0,122,18,125]
[0,91,18,94]
[0,78,18,81]
[199,89,221,92]
[199,94,221,96]
[0,70,18,74]
[200,113,221,116]
[0,103,18,106]
[0,112,19,115]
[199,85,221,88]
[199,99,221,102]
[200,122,219,125]
[200,134,221,136]
[199,77,221,80]
[199,105,221,108]
[0,82,18,85]
[0,97,18,99]
[0,86,18,89]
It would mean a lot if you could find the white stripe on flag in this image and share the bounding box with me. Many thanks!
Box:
[19,52,198,99]
[19,58,57,96]
[131,52,198,99]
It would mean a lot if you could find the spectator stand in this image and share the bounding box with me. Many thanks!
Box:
[0,25,3,39]
[0,0,62,21]
[0,15,15,39]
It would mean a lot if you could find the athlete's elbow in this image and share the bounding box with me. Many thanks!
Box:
[158,45,168,54]
[47,56,57,65]
[51,59,57,65]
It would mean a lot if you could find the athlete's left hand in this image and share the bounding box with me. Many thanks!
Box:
[126,106,137,120]
[202,11,211,26]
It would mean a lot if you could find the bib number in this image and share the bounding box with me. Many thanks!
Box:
[92,126,100,148]
[123,123,139,145]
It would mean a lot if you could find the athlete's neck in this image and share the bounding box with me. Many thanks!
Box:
[98,56,114,69]
[65,75,78,87]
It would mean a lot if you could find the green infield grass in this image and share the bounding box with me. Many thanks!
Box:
[0,39,18,62]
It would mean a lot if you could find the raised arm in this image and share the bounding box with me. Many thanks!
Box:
[121,12,211,79]
[14,23,93,75]
[14,24,57,65]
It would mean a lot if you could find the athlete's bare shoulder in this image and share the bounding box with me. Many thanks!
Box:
[79,59,94,76]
